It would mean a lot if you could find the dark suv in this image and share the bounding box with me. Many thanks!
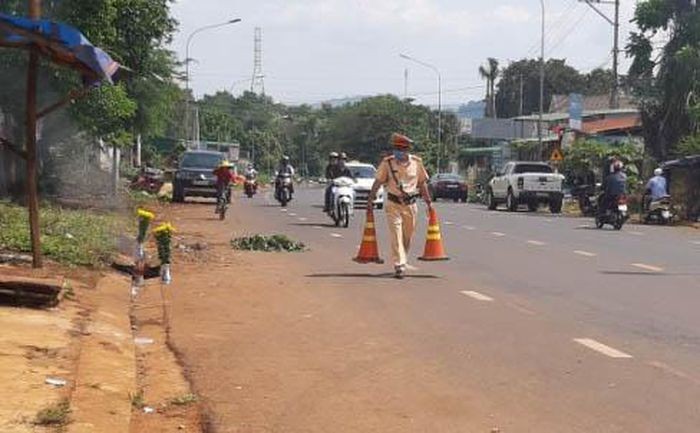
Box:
[173,150,226,203]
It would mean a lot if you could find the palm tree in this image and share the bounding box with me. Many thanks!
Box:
[478,58,500,118]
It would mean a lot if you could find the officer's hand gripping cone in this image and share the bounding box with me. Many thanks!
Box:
[353,208,384,264]
[419,207,449,261]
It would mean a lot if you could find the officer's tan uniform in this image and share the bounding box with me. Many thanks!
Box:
[375,155,429,269]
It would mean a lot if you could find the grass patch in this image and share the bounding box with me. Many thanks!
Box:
[0,201,127,267]
[34,399,70,426]
[170,393,198,406]
[231,234,306,252]
[130,390,145,409]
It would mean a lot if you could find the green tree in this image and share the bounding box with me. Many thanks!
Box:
[627,0,700,159]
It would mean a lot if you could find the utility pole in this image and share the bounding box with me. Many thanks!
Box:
[404,68,409,99]
[26,0,42,268]
[580,0,621,109]
[538,0,545,158]
[519,74,524,116]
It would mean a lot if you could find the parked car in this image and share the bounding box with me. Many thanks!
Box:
[487,161,565,213]
[346,162,384,209]
[173,150,227,203]
[428,173,468,202]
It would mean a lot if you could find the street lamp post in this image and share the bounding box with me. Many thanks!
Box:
[399,54,442,172]
[183,19,241,149]
[538,0,545,158]
[185,18,242,92]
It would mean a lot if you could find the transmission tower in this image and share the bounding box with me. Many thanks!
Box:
[251,27,265,94]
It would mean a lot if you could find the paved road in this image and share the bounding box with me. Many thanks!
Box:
[169,186,700,432]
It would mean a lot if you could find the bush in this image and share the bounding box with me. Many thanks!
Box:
[35,399,70,426]
[0,202,126,267]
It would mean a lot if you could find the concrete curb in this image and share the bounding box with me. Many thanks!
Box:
[67,273,136,433]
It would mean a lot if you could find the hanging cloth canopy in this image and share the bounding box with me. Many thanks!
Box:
[0,12,120,84]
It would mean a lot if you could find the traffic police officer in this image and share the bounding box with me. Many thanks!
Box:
[368,133,432,279]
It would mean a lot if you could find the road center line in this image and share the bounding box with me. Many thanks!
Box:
[631,263,664,273]
[462,225,476,231]
[574,250,597,257]
[527,240,546,246]
[629,231,645,236]
[460,291,495,302]
[289,213,297,217]
[330,233,343,238]
[574,338,633,359]
[692,241,700,246]
[490,232,506,237]
[444,221,455,226]
[298,217,308,222]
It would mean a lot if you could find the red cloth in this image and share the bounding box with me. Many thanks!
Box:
[213,167,236,186]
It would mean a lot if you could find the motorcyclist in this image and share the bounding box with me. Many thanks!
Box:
[244,163,258,180]
[646,168,668,201]
[599,160,627,215]
[212,160,236,209]
[275,156,295,196]
[324,152,340,212]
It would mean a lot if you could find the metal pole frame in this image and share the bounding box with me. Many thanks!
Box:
[538,0,545,160]
[399,54,442,172]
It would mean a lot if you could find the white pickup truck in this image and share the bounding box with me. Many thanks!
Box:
[487,161,565,213]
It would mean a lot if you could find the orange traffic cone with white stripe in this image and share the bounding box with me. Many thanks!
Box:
[419,207,449,261]
[353,208,384,264]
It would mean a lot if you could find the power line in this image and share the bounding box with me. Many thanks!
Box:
[547,6,591,55]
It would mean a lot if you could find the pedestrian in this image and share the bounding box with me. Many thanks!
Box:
[368,133,432,279]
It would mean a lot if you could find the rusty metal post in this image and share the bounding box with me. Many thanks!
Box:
[26,0,42,268]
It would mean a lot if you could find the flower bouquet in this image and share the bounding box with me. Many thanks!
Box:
[153,222,176,284]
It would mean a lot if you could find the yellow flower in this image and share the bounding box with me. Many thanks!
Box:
[137,209,155,220]
[153,222,176,235]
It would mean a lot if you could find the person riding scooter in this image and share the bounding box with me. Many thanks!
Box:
[598,160,627,216]
[324,152,340,212]
[645,168,668,205]
[275,156,295,197]
[213,160,236,211]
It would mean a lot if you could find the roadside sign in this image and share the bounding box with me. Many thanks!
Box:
[569,93,583,131]
[550,148,564,162]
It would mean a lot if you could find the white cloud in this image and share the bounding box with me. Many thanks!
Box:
[493,5,532,24]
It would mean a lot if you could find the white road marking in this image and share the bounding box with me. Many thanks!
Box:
[631,263,664,273]
[490,232,506,237]
[543,218,554,223]
[460,291,494,302]
[527,240,546,246]
[629,231,645,236]
[647,361,700,386]
[444,221,455,226]
[574,250,597,257]
[576,224,589,229]
[313,226,323,229]
[298,217,308,222]
[692,241,700,246]
[574,338,633,359]
[330,233,343,238]
[462,225,476,231]
[289,213,297,217]
[280,209,288,212]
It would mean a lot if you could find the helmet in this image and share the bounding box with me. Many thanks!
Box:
[391,133,413,149]
[282,155,290,163]
[612,160,624,172]
[340,152,348,160]
[219,160,233,168]
[329,152,339,159]
[654,168,663,176]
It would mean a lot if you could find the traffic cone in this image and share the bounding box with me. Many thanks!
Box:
[353,208,384,264]
[419,208,449,261]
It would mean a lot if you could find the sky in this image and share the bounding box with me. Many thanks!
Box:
[170,0,641,107]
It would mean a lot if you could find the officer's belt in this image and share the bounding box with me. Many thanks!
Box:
[387,192,419,205]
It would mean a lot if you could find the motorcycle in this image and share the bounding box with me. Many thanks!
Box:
[275,174,293,207]
[244,177,258,198]
[327,176,355,228]
[595,194,629,230]
[573,183,599,217]
[644,194,673,225]
[130,167,164,194]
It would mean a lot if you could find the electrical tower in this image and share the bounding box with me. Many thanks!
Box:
[251,27,265,94]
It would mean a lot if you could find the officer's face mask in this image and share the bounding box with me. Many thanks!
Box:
[393,150,408,162]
